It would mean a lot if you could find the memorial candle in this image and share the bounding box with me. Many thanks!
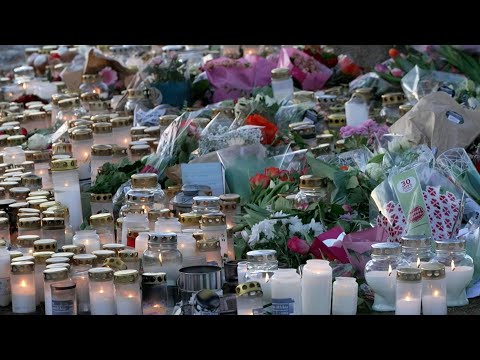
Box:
[10,261,36,314]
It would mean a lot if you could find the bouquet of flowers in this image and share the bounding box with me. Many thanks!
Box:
[339,119,390,151]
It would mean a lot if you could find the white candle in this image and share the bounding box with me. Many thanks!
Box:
[135,233,149,258]
[271,269,302,315]
[332,277,358,315]
[116,293,142,315]
[365,269,397,312]
[237,261,247,284]
[155,218,182,233]
[89,284,116,315]
[301,259,332,315]
[114,270,142,315]
[395,296,421,315]
[72,273,90,313]
[422,293,447,315]
[73,231,101,254]
[0,246,11,306]
[445,265,473,307]
[11,268,36,314]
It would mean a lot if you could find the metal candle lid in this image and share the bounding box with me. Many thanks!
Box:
[88,267,114,282]
[130,144,151,155]
[42,217,65,229]
[21,175,42,187]
[113,269,139,284]
[382,92,405,106]
[118,249,139,261]
[148,232,177,244]
[90,213,114,226]
[43,267,69,281]
[193,196,220,208]
[247,249,277,263]
[396,267,422,282]
[90,114,110,123]
[46,257,70,265]
[50,281,76,291]
[50,158,78,171]
[180,212,202,225]
[52,252,75,260]
[9,251,24,261]
[17,235,40,247]
[102,243,126,253]
[159,115,177,127]
[51,142,72,156]
[111,116,133,128]
[435,239,465,251]
[90,193,112,202]
[142,272,167,284]
[11,261,34,274]
[92,122,112,134]
[371,242,401,256]
[18,216,41,229]
[236,281,262,297]
[72,254,97,266]
[200,212,226,227]
[401,235,432,249]
[11,255,35,263]
[62,244,86,254]
[46,263,71,270]
[196,240,220,251]
[299,175,324,190]
[126,190,154,203]
[420,263,446,279]
[131,173,158,189]
[148,208,170,222]
[91,144,113,156]
[32,251,55,264]
[271,67,290,80]
[91,250,115,262]
[80,92,99,102]
[34,239,57,252]
[219,193,240,204]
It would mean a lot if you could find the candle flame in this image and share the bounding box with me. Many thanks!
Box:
[388,264,392,276]
[405,295,411,301]
[265,273,270,282]
[64,182,69,187]
[153,304,160,308]
[99,289,104,294]
[451,259,455,271]
[127,294,134,299]
[416,257,421,268]
[20,280,27,288]
[433,290,440,297]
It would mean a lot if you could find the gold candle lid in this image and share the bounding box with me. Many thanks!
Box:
[326,113,346,128]
[316,133,334,144]
[112,146,128,156]
[90,212,114,226]
[58,97,80,109]
[9,251,24,261]
[88,101,109,113]
[33,239,57,252]
[28,199,47,210]
[118,249,139,261]
[43,267,69,281]
[46,257,70,265]
[144,126,161,137]
[91,250,116,261]
[39,201,60,210]
[299,175,324,190]
[130,126,147,135]
[24,111,48,122]
[90,114,111,124]
[130,144,151,155]
[21,175,42,188]
[420,263,446,279]
[435,239,466,251]
[91,144,113,156]
[82,74,99,82]
[219,194,240,204]
[113,269,139,284]
[200,212,226,227]
[142,272,167,284]
[50,158,78,171]
[92,122,112,134]
[196,239,220,251]
[271,67,290,80]
[80,92,99,102]
[7,135,26,147]
[148,208,170,222]
[102,243,126,253]
[32,251,55,264]
[103,257,127,271]
[111,116,133,128]
[20,161,35,171]
[29,190,50,198]
[69,128,93,141]
[180,212,202,225]
[88,267,114,281]
[62,244,86,254]
[52,252,75,260]
[236,281,262,296]
[51,93,71,106]
[42,217,65,228]
[382,92,405,106]
[72,254,97,266]
[51,142,72,156]
[72,119,93,129]
[396,267,422,282]
[90,193,112,202]
[399,104,413,116]
[10,186,31,200]
[46,263,70,270]
[18,216,41,229]
[131,173,158,188]
[11,255,35,263]
[11,261,34,274]
[9,202,29,210]
[159,115,177,127]
[371,242,401,256]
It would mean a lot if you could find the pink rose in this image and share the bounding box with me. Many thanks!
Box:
[287,236,310,256]
[99,66,118,86]
[374,63,388,73]
[391,68,404,78]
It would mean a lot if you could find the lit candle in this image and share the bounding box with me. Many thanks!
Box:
[135,232,149,258]
[332,277,358,315]
[395,268,422,315]
[444,259,474,307]
[235,281,264,315]
[0,243,10,307]
[11,261,36,314]
[73,230,101,254]
[88,267,116,315]
[114,270,142,315]
[301,259,332,314]
[421,263,447,315]
[142,272,169,315]
[365,264,398,312]
[69,129,93,181]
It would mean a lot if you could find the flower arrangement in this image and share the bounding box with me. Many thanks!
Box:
[302,45,338,68]
[339,119,390,151]
[98,66,124,93]
[145,56,187,84]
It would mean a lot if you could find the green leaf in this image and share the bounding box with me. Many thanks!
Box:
[273,197,291,212]
[346,176,359,189]
[234,236,247,260]
[368,153,385,164]
[306,152,339,180]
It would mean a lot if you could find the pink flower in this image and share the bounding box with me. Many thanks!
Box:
[342,204,353,213]
[390,68,404,78]
[287,236,310,256]
[99,67,118,86]
[114,80,124,90]
[140,165,158,174]
[375,63,388,73]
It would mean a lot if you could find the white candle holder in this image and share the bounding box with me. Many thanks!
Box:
[245,250,278,306]
[92,122,113,146]
[88,267,116,315]
[301,259,332,315]
[51,158,83,231]
[200,213,227,262]
[114,270,142,315]
[235,281,264,315]
[420,263,447,315]
[10,261,36,314]
[332,277,358,315]
[90,213,115,246]
[32,251,55,304]
[69,129,93,181]
[90,193,113,215]
[43,267,70,315]
[118,250,140,271]
[111,117,133,148]
[72,254,97,313]
[3,146,26,165]
[0,243,11,307]
[73,230,101,254]
[90,145,112,184]
[395,268,422,315]
[271,269,302,315]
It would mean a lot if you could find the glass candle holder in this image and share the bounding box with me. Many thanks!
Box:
[237,261,248,284]
[195,239,222,266]
[122,213,149,246]
[114,269,142,315]
[432,239,474,307]
[51,281,77,315]
[130,173,166,209]
[177,229,199,265]
[17,235,39,255]
[3,146,26,166]
[92,122,113,146]
[0,241,11,307]
[43,267,70,315]
[42,217,66,248]
[69,129,93,181]
[21,175,42,192]
[90,213,115,246]
[294,175,328,210]
[90,193,113,215]
[79,74,108,100]
[401,235,435,269]
[219,194,241,229]
[142,272,169,315]
[62,244,86,254]
[23,111,49,134]
[57,97,86,125]
[271,268,302,315]
[129,144,150,162]
[155,216,181,233]
[10,261,36,313]
[332,277,358,315]
[200,213,228,262]
[271,67,294,104]
[87,101,109,116]
[111,146,127,165]
[72,253,97,313]
[235,281,264,315]
[364,243,409,312]
[18,217,42,239]
[0,218,9,246]
[119,249,140,271]
[191,196,221,215]
[80,92,100,111]
[395,268,422,315]
[148,209,167,231]
[110,117,132,147]
[421,263,447,315]
[179,212,201,231]
[245,250,278,306]
[73,230,101,254]
[50,159,83,231]
[10,186,31,201]
[90,144,112,184]
[88,267,116,315]
[33,152,52,189]
[91,250,115,268]
[103,243,126,256]
[32,251,55,304]
[33,239,57,253]
[301,259,332,315]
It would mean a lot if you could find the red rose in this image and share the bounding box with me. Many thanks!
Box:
[388,48,400,58]
[279,170,289,181]
[245,114,278,145]
[264,167,281,178]
[287,236,310,256]
[249,174,270,189]
[340,165,348,171]
[140,165,158,174]
[338,55,362,77]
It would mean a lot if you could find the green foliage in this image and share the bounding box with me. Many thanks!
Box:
[146,58,186,83]
[88,158,144,195]
[438,45,480,85]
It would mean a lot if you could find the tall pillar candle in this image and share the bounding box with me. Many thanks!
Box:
[10,261,36,314]
[332,277,358,315]
[271,269,302,315]
[69,128,93,181]
[88,267,116,315]
[301,259,332,315]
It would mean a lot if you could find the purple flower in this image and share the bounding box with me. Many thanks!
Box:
[340,126,356,138]
[99,67,118,86]
[391,68,404,78]
[375,63,388,73]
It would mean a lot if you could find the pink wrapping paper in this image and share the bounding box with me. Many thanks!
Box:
[310,226,349,264]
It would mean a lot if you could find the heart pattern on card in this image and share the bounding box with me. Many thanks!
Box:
[377,186,461,242]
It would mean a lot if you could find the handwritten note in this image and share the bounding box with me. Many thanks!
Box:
[181,162,225,196]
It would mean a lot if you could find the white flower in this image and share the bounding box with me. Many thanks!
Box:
[289,221,307,236]
[248,219,275,246]
[387,135,411,153]
[308,219,325,237]
[365,162,384,182]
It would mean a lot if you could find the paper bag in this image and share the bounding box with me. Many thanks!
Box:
[389,91,480,155]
